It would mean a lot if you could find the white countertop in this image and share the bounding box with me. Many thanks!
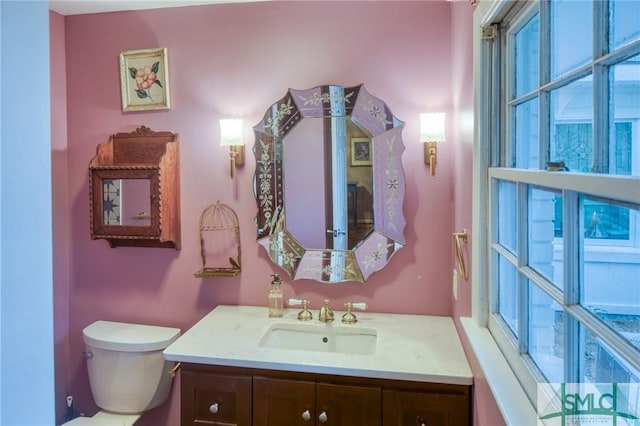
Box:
[163,305,473,386]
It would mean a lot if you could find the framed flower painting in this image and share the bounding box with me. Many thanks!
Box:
[119,48,170,112]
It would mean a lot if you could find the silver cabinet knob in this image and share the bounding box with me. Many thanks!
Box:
[301,409,311,421]
[318,411,328,423]
[209,403,219,414]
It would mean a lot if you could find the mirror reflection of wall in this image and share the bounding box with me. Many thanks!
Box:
[283,115,375,250]
[283,118,327,248]
[346,122,374,248]
[102,179,151,226]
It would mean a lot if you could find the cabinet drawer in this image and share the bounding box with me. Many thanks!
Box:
[382,389,470,426]
[181,370,252,426]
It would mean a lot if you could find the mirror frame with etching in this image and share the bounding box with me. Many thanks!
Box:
[253,84,406,283]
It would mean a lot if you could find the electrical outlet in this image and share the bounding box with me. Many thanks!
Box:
[453,268,458,300]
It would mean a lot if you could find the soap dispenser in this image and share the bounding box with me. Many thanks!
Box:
[268,273,283,317]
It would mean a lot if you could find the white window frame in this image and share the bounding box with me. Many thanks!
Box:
[469,0,640,420]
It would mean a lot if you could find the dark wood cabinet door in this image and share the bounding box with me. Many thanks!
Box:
[253,376,316,426]
[181,370,252,426]
[382,389,470,426]
[316,382,382,426]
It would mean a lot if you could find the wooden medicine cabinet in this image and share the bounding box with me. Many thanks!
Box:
[89,126,181,249]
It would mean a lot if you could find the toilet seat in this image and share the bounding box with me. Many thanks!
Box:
[61,411,140,426]
[61,418,121,426]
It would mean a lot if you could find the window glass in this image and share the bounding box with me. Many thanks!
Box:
[529,187,563,287]
[515,97,540,169]
[582,197,639,344]
[580,324,640,385]
[498,254,519,338]
[498,180,518,254]
[611,0,640,50]
[529,281,564,382]
[611,57,639,176]
[514,14,540,97]
[550,76,594,172]
[551,0,592,78]
[582,195,633,240]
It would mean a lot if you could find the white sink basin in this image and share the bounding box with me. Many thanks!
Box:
[259,323,377,355]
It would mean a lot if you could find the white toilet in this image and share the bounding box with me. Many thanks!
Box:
[62,320,181,426]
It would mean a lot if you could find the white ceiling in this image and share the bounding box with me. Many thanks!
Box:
[49,0,264,16]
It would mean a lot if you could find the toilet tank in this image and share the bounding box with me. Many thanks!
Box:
[83,321,181,414]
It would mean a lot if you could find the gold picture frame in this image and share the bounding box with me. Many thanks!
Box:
[119,48,170,112]
[350,137,372,166]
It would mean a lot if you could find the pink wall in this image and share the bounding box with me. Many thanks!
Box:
[450,2,505,425]
[52,2,501,425]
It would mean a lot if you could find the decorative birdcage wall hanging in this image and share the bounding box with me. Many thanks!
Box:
[194,200,241,278]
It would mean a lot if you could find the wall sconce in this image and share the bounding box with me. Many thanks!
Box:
[219,118,245,179]
[419,112,446,178]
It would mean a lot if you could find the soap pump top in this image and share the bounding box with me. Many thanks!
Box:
[268,273,283,318]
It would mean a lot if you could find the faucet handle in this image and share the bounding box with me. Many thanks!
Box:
[350,302,368,311]
[288,298,312,321]
[342,302,367,324]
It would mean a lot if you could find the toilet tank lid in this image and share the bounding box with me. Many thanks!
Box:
[83,320,181,352]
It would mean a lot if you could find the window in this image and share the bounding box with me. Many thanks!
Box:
[481,0,640,409]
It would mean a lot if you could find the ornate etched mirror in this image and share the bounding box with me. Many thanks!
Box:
[253,84,405,283]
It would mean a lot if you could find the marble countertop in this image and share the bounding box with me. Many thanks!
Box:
[163,305,472,386]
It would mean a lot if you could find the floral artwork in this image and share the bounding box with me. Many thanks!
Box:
[130,63,162,100]
[119,48,170,112]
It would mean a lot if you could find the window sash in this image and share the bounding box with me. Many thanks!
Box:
[481,0,640,409]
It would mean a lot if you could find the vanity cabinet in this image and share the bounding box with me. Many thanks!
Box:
[89,126,180,249]
[180,364,470,426]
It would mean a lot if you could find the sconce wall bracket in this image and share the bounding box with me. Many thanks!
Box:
[424,141,437,178]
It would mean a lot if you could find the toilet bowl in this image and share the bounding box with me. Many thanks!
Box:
[61,320,180,426]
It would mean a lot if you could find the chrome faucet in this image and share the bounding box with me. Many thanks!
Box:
[318,299,334,322]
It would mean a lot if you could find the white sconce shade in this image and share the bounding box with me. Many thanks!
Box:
[419,112,445,179]
[219,119,245,147]
[419,112,446,143]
